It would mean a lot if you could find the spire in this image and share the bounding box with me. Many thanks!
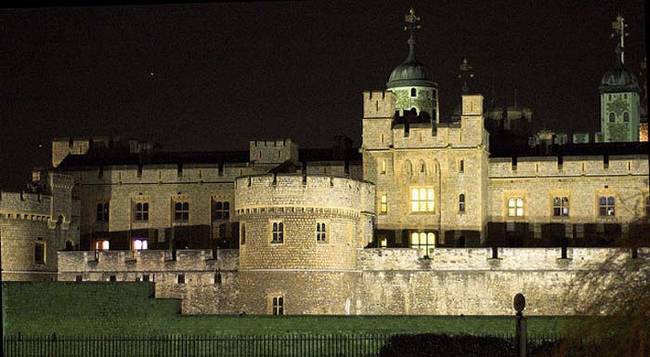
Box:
[403,8,421,62]
[458,57,474,94]
[611,14,628,66]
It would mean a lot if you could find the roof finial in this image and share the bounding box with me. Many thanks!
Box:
[611,14,628,66]
[458,57,474,94]
[403,8,421,61]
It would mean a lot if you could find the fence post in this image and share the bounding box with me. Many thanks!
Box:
[514,293,527,357]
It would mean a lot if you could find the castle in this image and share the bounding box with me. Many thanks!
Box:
[1,10,648,315]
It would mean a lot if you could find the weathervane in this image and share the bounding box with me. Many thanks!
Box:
[611,14,629,65]
[404,8,421,59]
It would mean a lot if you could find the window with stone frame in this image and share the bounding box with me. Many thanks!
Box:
[316,222,327,242]
[411,232,435,258]
[272,296,284,315]
[96,202,109,222]
[379,194,388,214]
[271,221,284,243]
[411,188,434,212]
[458,194,466,213]
[34,238,45,265]
[174,202,190,222]
[599,196,615,216]
[507,198,524,217]
[552,197,569,217]
[177,273,185,284]
[134,202,149,222]
[212,201,230,220]
[410,88,417,97]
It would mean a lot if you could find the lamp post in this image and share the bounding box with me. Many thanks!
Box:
[514,293,527,357]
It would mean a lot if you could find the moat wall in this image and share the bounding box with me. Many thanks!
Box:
[58,247,648,315]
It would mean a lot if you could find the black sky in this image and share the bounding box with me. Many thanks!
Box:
[1,0,647,190]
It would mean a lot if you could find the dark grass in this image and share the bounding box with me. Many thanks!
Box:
[3,282,571,336]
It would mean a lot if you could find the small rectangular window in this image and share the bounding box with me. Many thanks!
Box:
[177,273,185,284]
[75,275,83,282]
[213,201,230,220]
[34,239,45,265]
[142,274,150,282]
[174,202,190,222]
[379,194,388,214]
[96,202,109,222]
[316,222,327,242]
[134,202,149,222]
[240,222,246,245]
[459,160,464,173]
[109,275,116,282]
[598,196,615,216]
[272,296,284,315]
[379,159,386,174]
[459,194,465,213]
[552,197,569,217]
[215,272,222,285]
[507,197,524,217]
[271,221,284,243]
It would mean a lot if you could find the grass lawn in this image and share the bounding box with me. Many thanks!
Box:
[2,282,571,336]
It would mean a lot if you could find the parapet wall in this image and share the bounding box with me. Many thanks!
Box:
[363,90,395,119]
[489,154,649,178]
[0,192,52,218]
[235,174,375,214]
[357,247,647,271]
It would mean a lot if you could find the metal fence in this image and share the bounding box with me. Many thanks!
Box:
[3,334,391,357]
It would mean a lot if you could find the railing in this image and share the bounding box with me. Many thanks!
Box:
[3,334,390,357]
[2,333,602,357]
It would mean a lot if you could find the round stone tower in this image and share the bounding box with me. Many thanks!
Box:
[234,174,375,315]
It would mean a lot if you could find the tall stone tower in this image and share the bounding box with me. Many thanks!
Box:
[599,15,641,142]
[386,9,439,125]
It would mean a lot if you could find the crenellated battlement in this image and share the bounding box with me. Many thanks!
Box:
[234,174,375,214]
[249,138,299,164]
[363,90,396,119]
[57,249,239,273]
[0,191,52,218]
[357,247,649,271]
[489,154,649,178]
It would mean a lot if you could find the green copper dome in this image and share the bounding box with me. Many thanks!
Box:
[387,57,435,88]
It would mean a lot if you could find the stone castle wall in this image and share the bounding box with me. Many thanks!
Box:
[57,246,648,315]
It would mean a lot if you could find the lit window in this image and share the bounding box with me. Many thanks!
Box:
[599,196,615,216]
[94,240,110,251]
[96,202,109,222]
[379,237,388,247]
[552,197,569,217]
[272,296,284,315]
[379,159,386,174]
[459,194,465,213]
[316,222,327,242]
[410,88,417,97]
[411,188,434,212]
[134,202,149,222]
[379,194,388,214]
[623,112,629,122]
[133,239,148,250]
[411,232,435,258]
[240,222,246,245]
[507,198,524,217]
[609,113,615,123]
[34,239,45,265]
[213,201,230,220]
[271,221,284,243]
[174,202,189,222]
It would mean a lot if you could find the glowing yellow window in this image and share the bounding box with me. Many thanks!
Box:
[411,188,434,212]
[379,194,388,214]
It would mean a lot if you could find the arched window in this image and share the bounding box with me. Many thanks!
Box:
[379,159,386,174]
[411,232,435,258]
[316,222,327,242]
[419,160,426,174]
[133,239,148,250]
[272,221,284,243]
[411,88,417,97]
[459,194,465,212]
[623,112,629,122]
[609,112,615,123]
[404,160,413,176]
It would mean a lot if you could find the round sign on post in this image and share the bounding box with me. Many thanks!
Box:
[513,293,526,313]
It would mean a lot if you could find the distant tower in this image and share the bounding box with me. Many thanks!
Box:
[599,14,641,142]
[459,57,475,94]
[386,9,439,124]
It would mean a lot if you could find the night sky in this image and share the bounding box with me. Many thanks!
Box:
[1,1,646,190]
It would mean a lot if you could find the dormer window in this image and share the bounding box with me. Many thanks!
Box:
[410,88,417,97]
